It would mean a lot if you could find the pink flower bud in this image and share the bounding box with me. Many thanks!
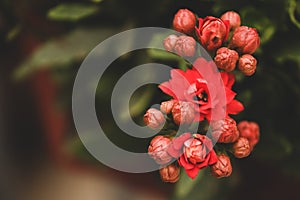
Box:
[214,47,239,72]
[163,34,178,52]
[160,100,176,114]
[148,136,172,165]
[195,16,230,51]
[159,163,180,183]
[238,54,257,76]
[237,121,260,149]
[173,9,196,35]
[229,26,260,54]
[144,108,165,129]
[171,101,195,125]
[221,11,241,30]
[232,137,251,158]
[174,36,196,57]
[211,116,239,143]
[211,154,232,178]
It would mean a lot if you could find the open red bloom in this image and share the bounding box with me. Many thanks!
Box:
[159,58,244,121]
[178,134,218,179]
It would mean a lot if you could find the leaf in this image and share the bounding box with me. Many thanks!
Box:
[174,169,204,199]
[13,27,118,80]
[288,0,300,29]
[47,3,99,22]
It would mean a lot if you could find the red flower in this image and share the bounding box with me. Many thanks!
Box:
[171,101,196,125]
[167,133,192,158]
[195,16,230,51]
[220,11,241,30]
[214,47,239,72]
[211,116,239,143]
[210,154,232,178]
[144,108,166,129]
[178,134,218,179]
[238,54,257,76]
[229,26,260,54]
[237,121,260,149]
[173,9,196,35]
[159,58,244,121]
[148,136,172,165]
[159,163,180,183]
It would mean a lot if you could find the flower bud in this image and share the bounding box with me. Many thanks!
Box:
[211,116,239,143]
[221,11,241,30]
[159,164,180,183]
[237,121,260,149]
[172,101,195,125]
[144,108,165,129]
[229,26,260,54]
[163,34,178,52]
[238,54,257,76]
[232,137,251,158]
[195,16,230,51]
[160,100,176,114]
[174,36,196,57]
[214,47,239,72]
[211,154,232,178]
[148,136,172,165]
[173,9,196,35]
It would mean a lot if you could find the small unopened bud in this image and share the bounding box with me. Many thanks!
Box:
[214,47,239,72]
[221,11,241,30]
[232,137,251,158]
[160,100,176,114]
[148,136,172,165]
[211,116,239,143]
[163,35,178,52]
[159,163,180,183]
[229,26,260,54]
[173,9,196,35]
[172,101,195,125]
[238,54,257,76]
[174,36,196,57]
[144,108,165,129]
[238,121,260,149]
[211,154,232,178]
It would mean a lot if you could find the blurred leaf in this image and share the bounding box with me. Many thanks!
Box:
[6,24,21,41]
[274,39,300,64]
[240,7,276,44]
[90,0,103,3]
[174,169,204,199]
[288,0,300,29]
[47,3,99,22]
[13,27,118,80]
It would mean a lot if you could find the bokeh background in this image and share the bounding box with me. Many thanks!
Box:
[0,0,299,199]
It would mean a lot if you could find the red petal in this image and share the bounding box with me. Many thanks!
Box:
[227,99,244,114]
[185,167,200,179]
[208,151,218,165]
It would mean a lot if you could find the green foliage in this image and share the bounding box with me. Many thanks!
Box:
[47,3,100,22]
[13,27,117,80]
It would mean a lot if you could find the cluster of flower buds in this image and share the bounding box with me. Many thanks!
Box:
[170,9,260,76]
[143,9,261,183]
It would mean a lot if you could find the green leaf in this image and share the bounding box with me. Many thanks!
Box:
[47,3,99,22]
[288,0,300,29]
[174,169,204,199]
[240,7,276,44]
[13,27,118,80]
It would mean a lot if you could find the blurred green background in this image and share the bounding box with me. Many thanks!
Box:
[0,0,299,199]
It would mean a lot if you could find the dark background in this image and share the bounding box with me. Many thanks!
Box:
[0,0,299,199]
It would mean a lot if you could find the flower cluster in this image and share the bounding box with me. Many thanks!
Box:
[144,9,261,183]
